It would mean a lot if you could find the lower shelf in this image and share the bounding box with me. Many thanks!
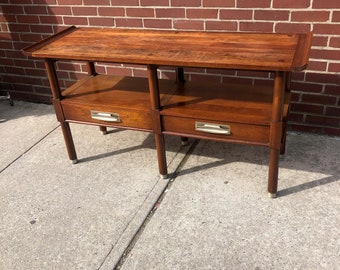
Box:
[161,80,290,145]
[56,74,289,146]
[60,74,176,131]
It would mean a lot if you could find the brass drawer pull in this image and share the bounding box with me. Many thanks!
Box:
[195,122,230,135]
[91,110,121,122]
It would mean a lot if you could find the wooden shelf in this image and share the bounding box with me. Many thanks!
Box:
[161,81,290,145]
[61,75,176,131]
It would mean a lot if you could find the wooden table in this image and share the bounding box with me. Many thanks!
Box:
[23,27,312,197]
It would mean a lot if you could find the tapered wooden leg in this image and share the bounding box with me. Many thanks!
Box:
[176,67,185,84]
[180,136,189,146]
[45,59,78,164]
[281,72,291,156]
[99,126,107,135]
[176,68,188,146]
[85,61,106,136]
[280,117,288,156]
[155,133,168,178]
[148,64,168,178]
[60,121,78,163]
[268,149,279,197]
[268,71,285,198]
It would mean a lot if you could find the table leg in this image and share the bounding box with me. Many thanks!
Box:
[147,65,168,178]
[60,121,78,163]
[176,67,185,84]
[99,126,107,135]
[180,137,189,146]
[86,61,97,76]
[268,71,285,197]
[268,148,280,197]
[155,132,168,178]
[175,67,189,146]
[280,72,291,155]
[86,61,107,134]
[45,59,78,163]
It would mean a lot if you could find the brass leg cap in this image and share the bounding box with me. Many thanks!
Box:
[268,192,277,198]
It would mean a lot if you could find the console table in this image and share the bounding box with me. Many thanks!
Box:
[23,27,312,197]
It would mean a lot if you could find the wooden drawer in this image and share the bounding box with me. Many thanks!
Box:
[162,115,270,146]
[62,102,152,130]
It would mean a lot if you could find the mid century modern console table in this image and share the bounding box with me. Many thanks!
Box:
[23,27,312,197]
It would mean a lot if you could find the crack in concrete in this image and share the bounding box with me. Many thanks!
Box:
[110,139,200,270]
[0,125,60,174]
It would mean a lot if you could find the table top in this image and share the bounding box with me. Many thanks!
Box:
[23,26,312,71]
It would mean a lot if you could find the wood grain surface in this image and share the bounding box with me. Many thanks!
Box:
[24,27,312,71]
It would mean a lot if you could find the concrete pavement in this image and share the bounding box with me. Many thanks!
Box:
[0,100,339,269]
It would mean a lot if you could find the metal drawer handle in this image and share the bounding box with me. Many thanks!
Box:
[91,111,121,123]
[195,122,230,135]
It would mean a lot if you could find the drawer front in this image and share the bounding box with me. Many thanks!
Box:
[162,116,270,145]
[62,103,152,130]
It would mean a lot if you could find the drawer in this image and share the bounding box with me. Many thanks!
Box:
[162,115,270,145]
[58,75,177,131]
[62,102,152,131]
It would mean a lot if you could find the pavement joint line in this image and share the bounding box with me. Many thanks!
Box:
[112,139,200,270]
[97,140,187,269]
[0,125,60,174]
[97,164,171,270]
[96,141,183,269]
